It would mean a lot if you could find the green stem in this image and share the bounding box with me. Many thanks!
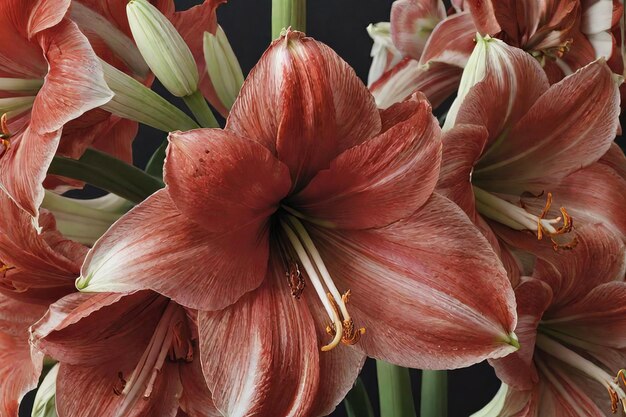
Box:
[377,361,417,417]
[183,90,219,128]
[271,0,306,38]
[420,370,448,417]
[48,149,164,204]
[344,378,374,417]
[145,140,168,179]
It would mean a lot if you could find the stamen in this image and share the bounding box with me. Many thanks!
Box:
[536,334,626,414]
[286,261,305,299]
[473,187,576,249]
[280,216,365,351]
[0,114,11,151]
[117,302,189,417]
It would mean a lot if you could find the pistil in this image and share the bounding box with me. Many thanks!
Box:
[535,334,626,413]
[280,215,365,351]
[473,186,575,249]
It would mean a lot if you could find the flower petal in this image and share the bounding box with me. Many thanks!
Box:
[545,281,626,349]
[489,278,553,391]
[55,360,181,417]
[198,254,320,417]
[178,353,221,417]
[390,0,446,60]
[226,31,380,187]
[27,0,71,36]
[292,94,441,229]
[308,193,518,369]
[79,190,270,311]
[438,123,488,216]
[165,129,291,234]
[369,58,463,109]
[419,12,477,67]
[0,127,60,217]
[0,295,46,417]
[31,19,113,134]
[475,60,620,190]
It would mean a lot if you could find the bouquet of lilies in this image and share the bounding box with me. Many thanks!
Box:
[1,0,625,416]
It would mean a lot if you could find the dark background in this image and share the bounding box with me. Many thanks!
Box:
[18,1,625,416]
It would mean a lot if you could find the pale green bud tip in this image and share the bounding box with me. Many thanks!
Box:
[32,364,59,417]
[203,26,245,110]
[127,0,199,97]
[75,274,91,290]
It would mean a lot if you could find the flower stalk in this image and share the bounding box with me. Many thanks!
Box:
[377,361,417,417]
[271,0,306,38]
[182,90,220,128]
[420,370,448,417]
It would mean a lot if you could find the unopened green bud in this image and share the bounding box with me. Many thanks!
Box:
[203,26,245,110]
[127,0,199,97]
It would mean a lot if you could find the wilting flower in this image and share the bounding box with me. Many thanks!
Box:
[0,294,46,416]
[77,31,518,415]
[32,291,218,417]
[438,36,623,258]
[0,0,113,217]
[476,225,626,416]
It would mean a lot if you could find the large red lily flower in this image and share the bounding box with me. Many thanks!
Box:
[0,295,47,416]
[0,0,113,218]
[32,291,219,417]
[437,36,623,259]
[76,31,518,415]
[478,224,626,416]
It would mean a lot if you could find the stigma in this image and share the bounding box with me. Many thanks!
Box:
[280,215,365,352]
[473,186,576,250]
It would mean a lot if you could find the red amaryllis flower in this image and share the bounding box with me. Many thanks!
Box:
[76,31,518,415]
[0,0,113,218]
[32,291,218,417]
[438,36,623,257]
[0,295,46,416]
[0,191,87,305]
[477,224,626,416]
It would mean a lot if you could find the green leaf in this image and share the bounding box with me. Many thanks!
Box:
[145,140,168,179]
[377,360,417,417]
[48,149,164,204]
[344,378,374,417]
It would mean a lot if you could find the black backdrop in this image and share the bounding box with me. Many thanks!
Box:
[18,1,626,416]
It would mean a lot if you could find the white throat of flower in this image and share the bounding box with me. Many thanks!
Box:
[535,333,626,414]
[280,215,365,351]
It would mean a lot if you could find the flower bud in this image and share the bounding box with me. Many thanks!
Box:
[99,60,198,132]
[203,26,245,110]
[127,0,199,97]
[32,364,59,417]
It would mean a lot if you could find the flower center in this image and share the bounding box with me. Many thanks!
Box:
[114,301,193,417]
[535,333,626,414]
[473,186,576,250]
[279,214,365,352]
